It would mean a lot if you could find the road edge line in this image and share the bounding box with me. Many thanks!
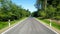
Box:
[1,18,28,34]
[35,18,59,34]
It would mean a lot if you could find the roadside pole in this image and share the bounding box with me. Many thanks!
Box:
[50,19,52,27]
[8,19,10,27]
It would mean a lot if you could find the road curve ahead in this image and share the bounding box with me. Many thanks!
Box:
[2,17,56,34]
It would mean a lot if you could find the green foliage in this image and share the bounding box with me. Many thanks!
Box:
[46,5,56,18]
[38,18,60,30]
[39,11,46,18]
[0,21,8,29]
[32,11,39,17]
[0,17,25,29]
[32,0,60,20]
[0,0,30,21]
[54,4,60,20]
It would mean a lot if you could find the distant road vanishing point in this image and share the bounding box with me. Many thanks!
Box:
[2,17,57,34]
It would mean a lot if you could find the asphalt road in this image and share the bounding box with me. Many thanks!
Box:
[2,17,56,34]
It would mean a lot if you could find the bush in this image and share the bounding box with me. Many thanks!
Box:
[54,16,60,20]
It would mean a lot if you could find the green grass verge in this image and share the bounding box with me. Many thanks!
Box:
[38,18,60,30]
[0,17,26,30]
[0,22,8,29]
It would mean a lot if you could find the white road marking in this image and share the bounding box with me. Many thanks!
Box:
[35,18,59,34]
[1,18,28,34]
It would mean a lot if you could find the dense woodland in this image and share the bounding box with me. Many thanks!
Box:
[32,0,60,20]
[0,0,60,21]
[0,0,30,21]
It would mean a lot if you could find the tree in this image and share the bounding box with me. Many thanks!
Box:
[46,5,56,18]
[35,0,47,11]
[38,11,46,18]
[0,0,30,21]
[33,0,60,20]
[35,0,41,11]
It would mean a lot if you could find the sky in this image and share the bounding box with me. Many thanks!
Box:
[11,0,37,12]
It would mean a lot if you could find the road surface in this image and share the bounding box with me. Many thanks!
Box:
[2,17,56,34]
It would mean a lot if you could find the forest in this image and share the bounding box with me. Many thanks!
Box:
[32,0,60,30]
[0,0,31,30]
[0,0,60,31]
[0,0,30,21]
[32,0,60,20]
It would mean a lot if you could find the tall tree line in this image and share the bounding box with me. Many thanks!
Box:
[32,0,60,20]
[0,0,30,21]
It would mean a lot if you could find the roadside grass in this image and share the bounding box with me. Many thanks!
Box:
[0,22,8,29]
[0,17,26,30]
[38,18,60,30]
